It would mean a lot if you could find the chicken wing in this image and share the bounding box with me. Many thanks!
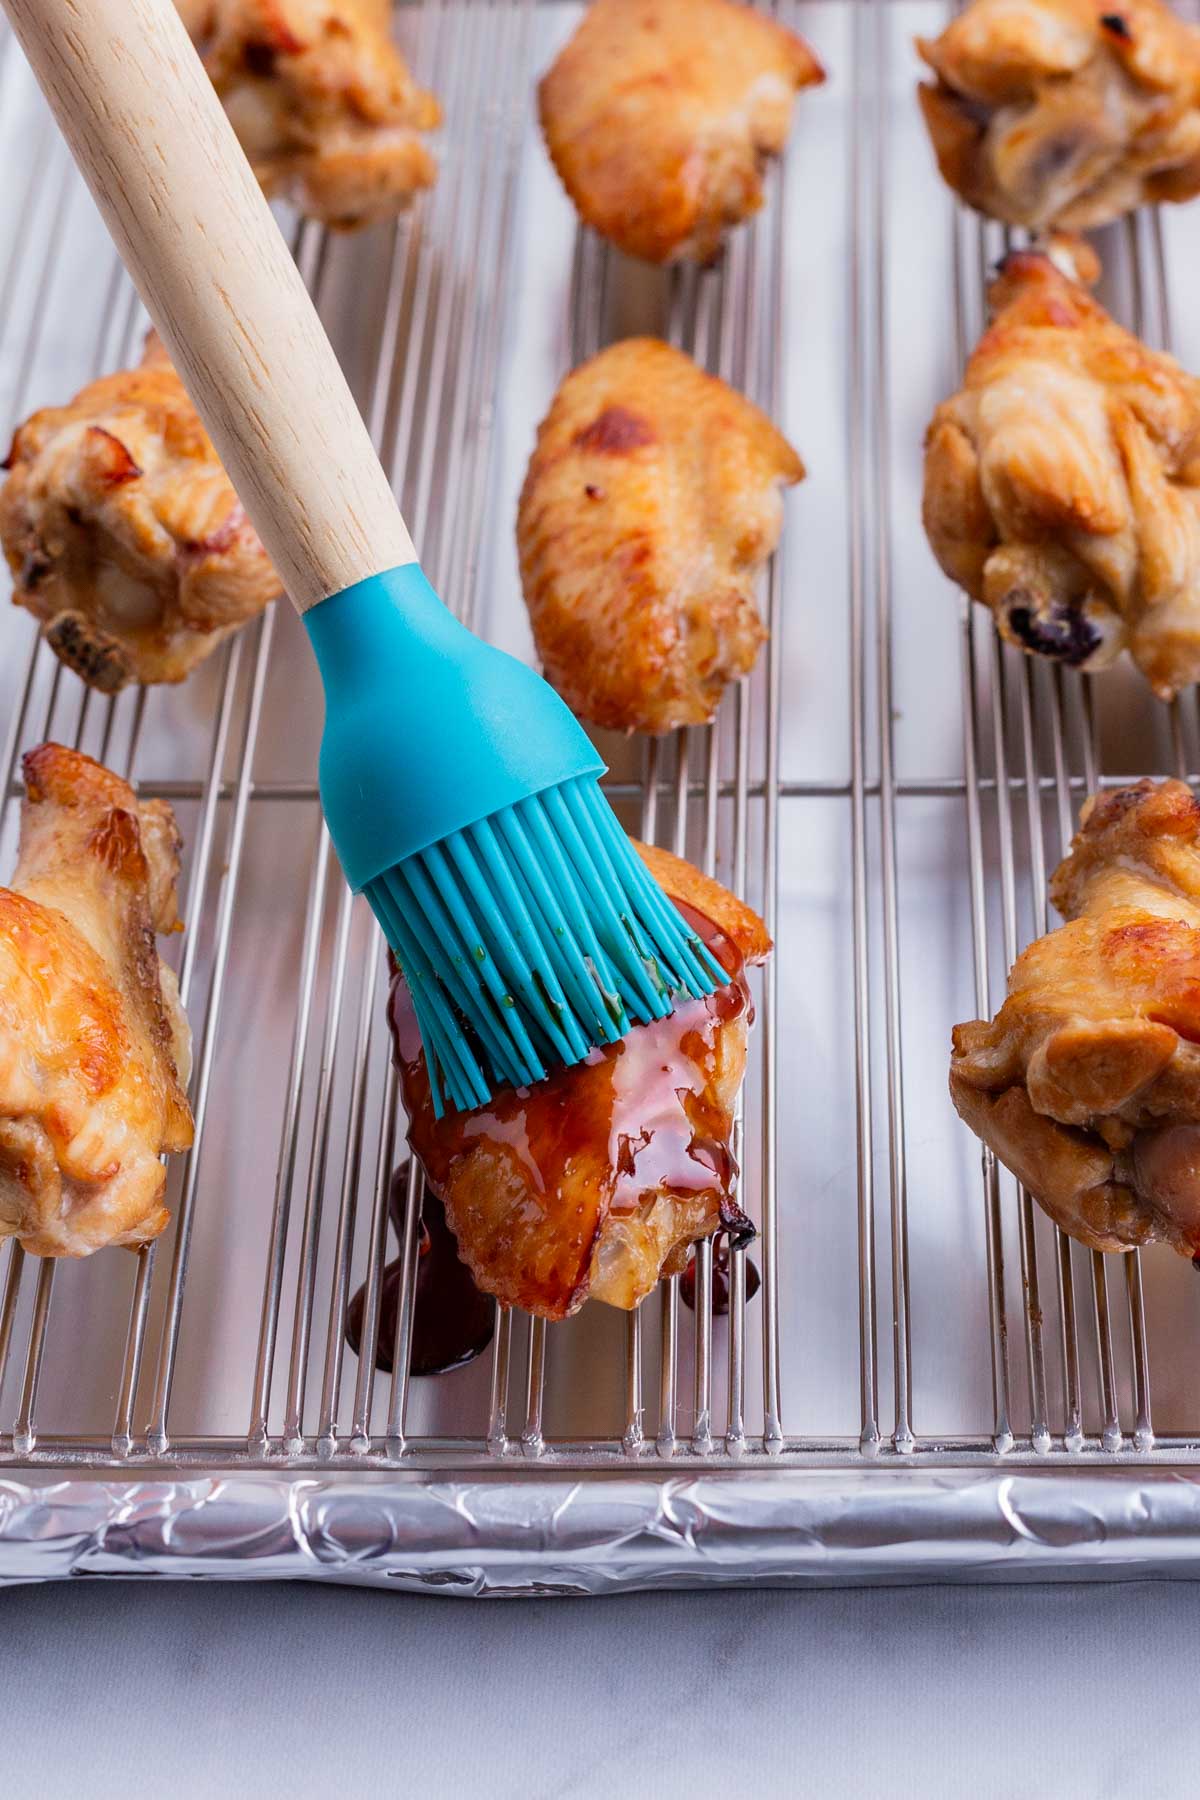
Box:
[517,338,803,733]
[951,779,1200,1258]
[0,334,282,692]
[389,842,771,1320]
[917,0,1200,230]
[539,0,823,264]
[0,745,194,1258]
[923,244,1200,700]
[179,0,439,229]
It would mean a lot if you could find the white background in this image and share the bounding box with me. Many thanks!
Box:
[3,1578,1196,1797]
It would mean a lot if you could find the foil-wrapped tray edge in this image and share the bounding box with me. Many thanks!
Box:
[4,1467,1200,1592]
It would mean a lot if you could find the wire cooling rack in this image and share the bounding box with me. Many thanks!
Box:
[4,0,1200,1509]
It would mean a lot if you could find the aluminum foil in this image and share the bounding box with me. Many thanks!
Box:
[4,1469,1200,1592]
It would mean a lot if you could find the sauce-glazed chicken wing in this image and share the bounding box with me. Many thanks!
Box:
[917,0,1200,230]
[952,780,1200,1258]
[0,334,282,692]
[0,746,194,1258]
[923,245,1200,699]
[517,338,803,733]
[178,0,439,229]
[539,0,823,264]
[389,843,771,1320]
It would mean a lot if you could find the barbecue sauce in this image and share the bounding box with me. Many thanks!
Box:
[345,1166,494,1377]
[680,1238,762,1314]
[346,897,758,1368]
[396,899,752,1219]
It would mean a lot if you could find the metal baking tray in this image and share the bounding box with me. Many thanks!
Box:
[6,0,1200,1593]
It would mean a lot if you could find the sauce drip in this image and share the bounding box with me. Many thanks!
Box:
[345,1165,494,1377]
[680,1239,762,1314]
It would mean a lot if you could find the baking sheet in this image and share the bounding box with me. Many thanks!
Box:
[5,0,1200,1587]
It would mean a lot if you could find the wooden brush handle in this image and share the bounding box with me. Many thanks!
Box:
[2,0,416,613]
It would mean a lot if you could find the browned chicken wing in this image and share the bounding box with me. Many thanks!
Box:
[917,0,1200,230]
[0,334,282,692]
[178,0,439,229]
[0,746,194,1258]
[517,338,803,733]
[388,843,771,1320]
[923,244,1200,699]
[952,779,1200,1258]
[539,0,824,264]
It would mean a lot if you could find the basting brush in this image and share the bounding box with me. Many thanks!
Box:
[6,0,724,1114]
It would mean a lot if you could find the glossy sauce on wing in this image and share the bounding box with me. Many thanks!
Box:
[390,900,752,1241]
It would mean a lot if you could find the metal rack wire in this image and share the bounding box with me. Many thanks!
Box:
[5,0,1200,1494]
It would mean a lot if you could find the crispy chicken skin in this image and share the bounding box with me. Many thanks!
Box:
[539,0,824,264]
[923,244,1200,699]
[178,0,439,229]
[951,779,1200,1257]
[0,746,194,1259]
[517,339,803,733]
[0,334,282,692]
[389,843,772,1320]
[917,0,1200,231]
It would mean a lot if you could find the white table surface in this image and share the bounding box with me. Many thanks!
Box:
[3,1579,1195,1798]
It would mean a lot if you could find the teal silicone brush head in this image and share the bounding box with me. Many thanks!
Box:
[305,564,725,1115]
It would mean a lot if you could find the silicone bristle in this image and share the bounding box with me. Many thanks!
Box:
[364,774,726,1116]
